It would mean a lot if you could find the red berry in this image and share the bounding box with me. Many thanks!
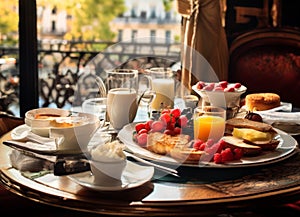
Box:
[197,81,206,89]
[210,143,222,153]
[199,143,206,151]
[206,139,215,147]
[224,87,235,92]
[214,153,223,164]
[166,122,175,131]
[160,113,171,125]
[193,139,204,150]
[173,127,182,135]
[135,123,146,133]
[213,86,224,92]
[138,128,148,135]
[233,83,241,88]
[216,139,226,152]
[170,108,181,118]
[218,81,228,88]
[145,120,153,131]
[164,129,175,136]
[178,115,188,127]
[233,148,243,160]
[203,83,214,91]
[221,148,234,162]
[137,133,148,147]
[151,120,165,132]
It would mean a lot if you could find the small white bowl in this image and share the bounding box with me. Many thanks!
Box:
[90,158,127,186]
[25,108,101,152]
[25,108,71,136]
[49,112,101,152]
[192,83,247,108]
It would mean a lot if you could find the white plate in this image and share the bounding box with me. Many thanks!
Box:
[118,123,299,168]
[68,161,154,191]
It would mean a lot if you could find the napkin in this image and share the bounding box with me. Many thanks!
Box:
[259,111,300,125]
[254,102,300,125]
[4,140,58,155]
[9,149,54,172]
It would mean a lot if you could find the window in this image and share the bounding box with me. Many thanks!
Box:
[150,30,156,43]
[150,7,156,19]
[118,29,123,41]
[131,7,137,18]
[165,11,171,20]
[51,21,56,32]
[165,30,171,43]
[141,11,147,19]
[131,30,137,41]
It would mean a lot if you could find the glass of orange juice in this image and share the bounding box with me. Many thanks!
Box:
[193,106,226,142]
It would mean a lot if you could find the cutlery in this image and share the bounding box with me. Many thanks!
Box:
[11,127,56,144]
[124,149,180,177]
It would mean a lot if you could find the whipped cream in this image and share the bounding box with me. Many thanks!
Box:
[91,140,126,162]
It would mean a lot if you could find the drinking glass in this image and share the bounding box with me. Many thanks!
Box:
[193,106,226,142]
[82,97,107,121]
[146,67,175,111]
[105,69,139,130]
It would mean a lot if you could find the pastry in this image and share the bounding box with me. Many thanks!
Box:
[147,132,190,155]
[245,93,280,111]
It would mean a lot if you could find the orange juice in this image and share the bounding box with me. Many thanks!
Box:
[194,115,225,142]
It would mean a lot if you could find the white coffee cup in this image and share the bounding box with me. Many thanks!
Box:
[107,88,138,130]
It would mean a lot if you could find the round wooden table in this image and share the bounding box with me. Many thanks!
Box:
[1,130,300,216]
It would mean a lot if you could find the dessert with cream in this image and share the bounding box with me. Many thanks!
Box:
[91,140,126,162]
[90,140,127,185]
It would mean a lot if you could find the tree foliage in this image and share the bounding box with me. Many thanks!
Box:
[0,0,18,44]
[37,0,125,41]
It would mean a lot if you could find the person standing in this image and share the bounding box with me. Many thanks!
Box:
[176,0,229,95]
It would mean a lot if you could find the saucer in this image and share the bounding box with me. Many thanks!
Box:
[68,161,154,191]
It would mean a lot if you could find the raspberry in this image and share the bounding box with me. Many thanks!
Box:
[178,115,188,127]
[210,143,221,153]
[233,148,243,160]
[213,153,223,164]
[173,127,182,135]
[170,108,181,118]
[137,133,148,147]
[193,139,204,150]
[233,83,241,88]
[221,148,234,162]
[206,139,215,147]
[199,143,206,151]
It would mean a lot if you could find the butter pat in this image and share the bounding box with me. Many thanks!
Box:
[232,128,272,142]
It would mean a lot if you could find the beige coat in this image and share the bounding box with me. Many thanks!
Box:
[176,0,229,95]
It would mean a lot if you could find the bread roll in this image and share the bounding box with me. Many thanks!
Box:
[245,93,280,111]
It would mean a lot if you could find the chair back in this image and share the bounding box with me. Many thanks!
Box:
[0,112,24,137]
[229,27,300,107]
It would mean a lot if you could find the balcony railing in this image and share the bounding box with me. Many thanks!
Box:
[0,40,181,116]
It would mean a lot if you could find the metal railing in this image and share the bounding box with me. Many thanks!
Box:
[0,40,181,116]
